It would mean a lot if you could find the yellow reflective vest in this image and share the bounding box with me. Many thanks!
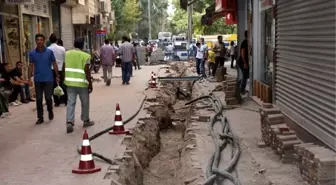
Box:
[64,49,91,88]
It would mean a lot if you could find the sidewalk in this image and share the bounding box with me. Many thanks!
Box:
[191,78,305,185]
[0,65,160,185]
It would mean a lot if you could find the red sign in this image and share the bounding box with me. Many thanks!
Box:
[96,29,106,34]
[226,12,237,25]
[260,0,273,11]
[215,0,237,13]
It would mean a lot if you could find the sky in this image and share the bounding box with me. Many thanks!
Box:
[167,0,176,18]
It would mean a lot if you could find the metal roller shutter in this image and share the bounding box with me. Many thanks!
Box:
[275,0,336,150]
[60,5,74,50]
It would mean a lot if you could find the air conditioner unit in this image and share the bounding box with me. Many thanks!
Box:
[99,1,107,13]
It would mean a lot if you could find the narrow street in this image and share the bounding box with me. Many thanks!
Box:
[0,66,160,185]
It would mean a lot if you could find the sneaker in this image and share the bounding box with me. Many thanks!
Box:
[21,100,29,104]
[83,120,95,128]
[27,98,35,102]
[9,102,19,106]
[48,111,54,120]
[66,122,74,133]
[106,79,111,86]
[35,119,44,125]
[126,82,130,85]
[15,100,22,105]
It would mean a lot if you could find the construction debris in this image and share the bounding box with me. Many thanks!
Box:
[260,104,336,185]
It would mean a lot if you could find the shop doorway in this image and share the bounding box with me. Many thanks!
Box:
[0,15,20,65]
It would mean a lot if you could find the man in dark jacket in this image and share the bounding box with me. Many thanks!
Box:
[238,30,249,94]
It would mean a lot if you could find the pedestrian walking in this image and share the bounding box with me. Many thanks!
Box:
[200,38,208,77]
[230,41,236,68]
[48,34,67,107]
[118,36,136,85]
[212,35,227,77]
[238,31,249,94]
[64,38,95,133]
[133,42,141,70]
[28,34,60,125]
[208,44,216,76]
[100,39,116,86]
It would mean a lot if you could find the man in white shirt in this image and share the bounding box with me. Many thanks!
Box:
[48,34,67,107]
[165,43,174,60]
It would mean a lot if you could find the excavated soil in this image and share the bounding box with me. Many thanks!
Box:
[116,63,201,185]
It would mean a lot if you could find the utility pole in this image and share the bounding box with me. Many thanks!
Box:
[148,0,152,40]
[187,3,193,47]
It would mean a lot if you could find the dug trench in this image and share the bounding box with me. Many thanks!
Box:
[111,63,204,185]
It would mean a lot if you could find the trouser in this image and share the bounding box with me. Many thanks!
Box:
[0,91,8,113]
[134,60,141,69]
[240,68,250,93]
[102,65,113,82]
[53,70,67,105]
[66,86,89,123]
[196,58,202,74]
[121,62,133,83]
[10,84,29,102]
[231,55,235,67]
[212,56,225,76]
[208,62,214,75]
[35,82,53,119]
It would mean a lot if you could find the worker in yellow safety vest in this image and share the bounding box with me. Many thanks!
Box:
[64,38,95,133]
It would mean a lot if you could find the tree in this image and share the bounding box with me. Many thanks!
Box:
[111,0,141,40]
[120,0,142,33]
[137,0,169,39]
[169,0,237,36]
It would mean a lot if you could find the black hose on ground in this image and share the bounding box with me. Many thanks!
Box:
[186,94,241,185]
[76,95,148,165]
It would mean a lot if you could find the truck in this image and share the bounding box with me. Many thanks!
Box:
[158,32,172,42]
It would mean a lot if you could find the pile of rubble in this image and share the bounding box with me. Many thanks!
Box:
[223,76,240,105]
[294,144,335,185]
[259,103,336,185]
[259,103,301,163]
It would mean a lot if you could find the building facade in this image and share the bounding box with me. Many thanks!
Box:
[0,1,21,65]
[72,0,112,52]
[273,0,335,150]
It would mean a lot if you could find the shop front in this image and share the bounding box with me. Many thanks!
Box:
[249,0,275,104]
[274,0,336,150]
[20,0,51,60]
[0,3,21,65]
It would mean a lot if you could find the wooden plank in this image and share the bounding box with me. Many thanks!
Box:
[253,80,257,96]
[256,81,260,98]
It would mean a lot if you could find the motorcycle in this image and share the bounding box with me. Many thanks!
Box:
[90,51,101,73]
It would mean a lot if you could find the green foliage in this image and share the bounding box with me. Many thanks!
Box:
[168,0,237,35]
[137,0,169,39]
[111,0,141,40]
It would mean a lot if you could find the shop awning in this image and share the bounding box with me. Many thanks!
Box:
[225,34,237,41]
[201,0,237,26]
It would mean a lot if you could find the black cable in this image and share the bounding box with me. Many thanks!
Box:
[76,95,148,165]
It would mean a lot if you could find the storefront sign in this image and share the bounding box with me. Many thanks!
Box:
[216,0,237,13]
[96,29,107,35]
[5,0,34,4]
[260,0,273,11]
[226,12,237,25]
[215,0,223,12]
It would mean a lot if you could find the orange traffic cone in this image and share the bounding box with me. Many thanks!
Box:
[109,104,129,135]
[149,76,157,88]
[72,130,101,174]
